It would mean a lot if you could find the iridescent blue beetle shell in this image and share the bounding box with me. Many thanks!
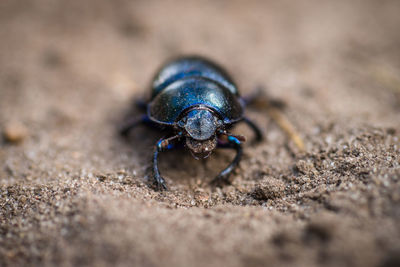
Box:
[148,57,244,125]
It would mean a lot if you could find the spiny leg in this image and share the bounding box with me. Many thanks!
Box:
[119,98,152,136]
[211,136,243,186]
[152,147,166,190]
[239,91,265,143]
[119,114,151,136]
[152,134,181,190]
[242,116,263,142]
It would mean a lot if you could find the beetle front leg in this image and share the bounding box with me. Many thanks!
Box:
[211,136,243,186]
[153,146,167,191]
[152,135,181,190]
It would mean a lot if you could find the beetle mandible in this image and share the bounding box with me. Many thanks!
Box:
[121,56,263,190]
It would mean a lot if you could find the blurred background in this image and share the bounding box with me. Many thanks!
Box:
[1,0,399,267]
[1,0,400,126]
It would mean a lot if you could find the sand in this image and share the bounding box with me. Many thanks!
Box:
[1,0,399,266]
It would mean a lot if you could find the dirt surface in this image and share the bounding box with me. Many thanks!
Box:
[1,0,400,266]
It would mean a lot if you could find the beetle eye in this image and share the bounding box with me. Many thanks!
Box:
[184,109,217,140]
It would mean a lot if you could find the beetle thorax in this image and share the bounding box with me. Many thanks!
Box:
[182,109,218,159]
[184,109,217,140]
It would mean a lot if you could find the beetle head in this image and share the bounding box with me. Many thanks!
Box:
[180,109,219,159]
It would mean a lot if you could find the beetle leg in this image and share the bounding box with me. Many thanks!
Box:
[152,134,181,190]
[119,114,152,136]
[211,136,243,186]
[153,147,167,191]
[242,116,263,142]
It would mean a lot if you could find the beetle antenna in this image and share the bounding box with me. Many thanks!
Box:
[157,133,182,150]
[218,130,246,143]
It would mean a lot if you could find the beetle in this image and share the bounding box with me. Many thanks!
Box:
[121,56,263,190]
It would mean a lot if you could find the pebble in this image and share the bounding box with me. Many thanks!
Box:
[3,121,28,144]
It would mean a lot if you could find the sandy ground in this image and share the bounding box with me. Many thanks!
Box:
[1,0,400,266]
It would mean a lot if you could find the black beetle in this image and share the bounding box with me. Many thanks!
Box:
[121,56,263,190]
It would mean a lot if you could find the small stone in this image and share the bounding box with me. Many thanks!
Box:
[194,189,209,202]
[3,122,28,144]
[251,177,286,200]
